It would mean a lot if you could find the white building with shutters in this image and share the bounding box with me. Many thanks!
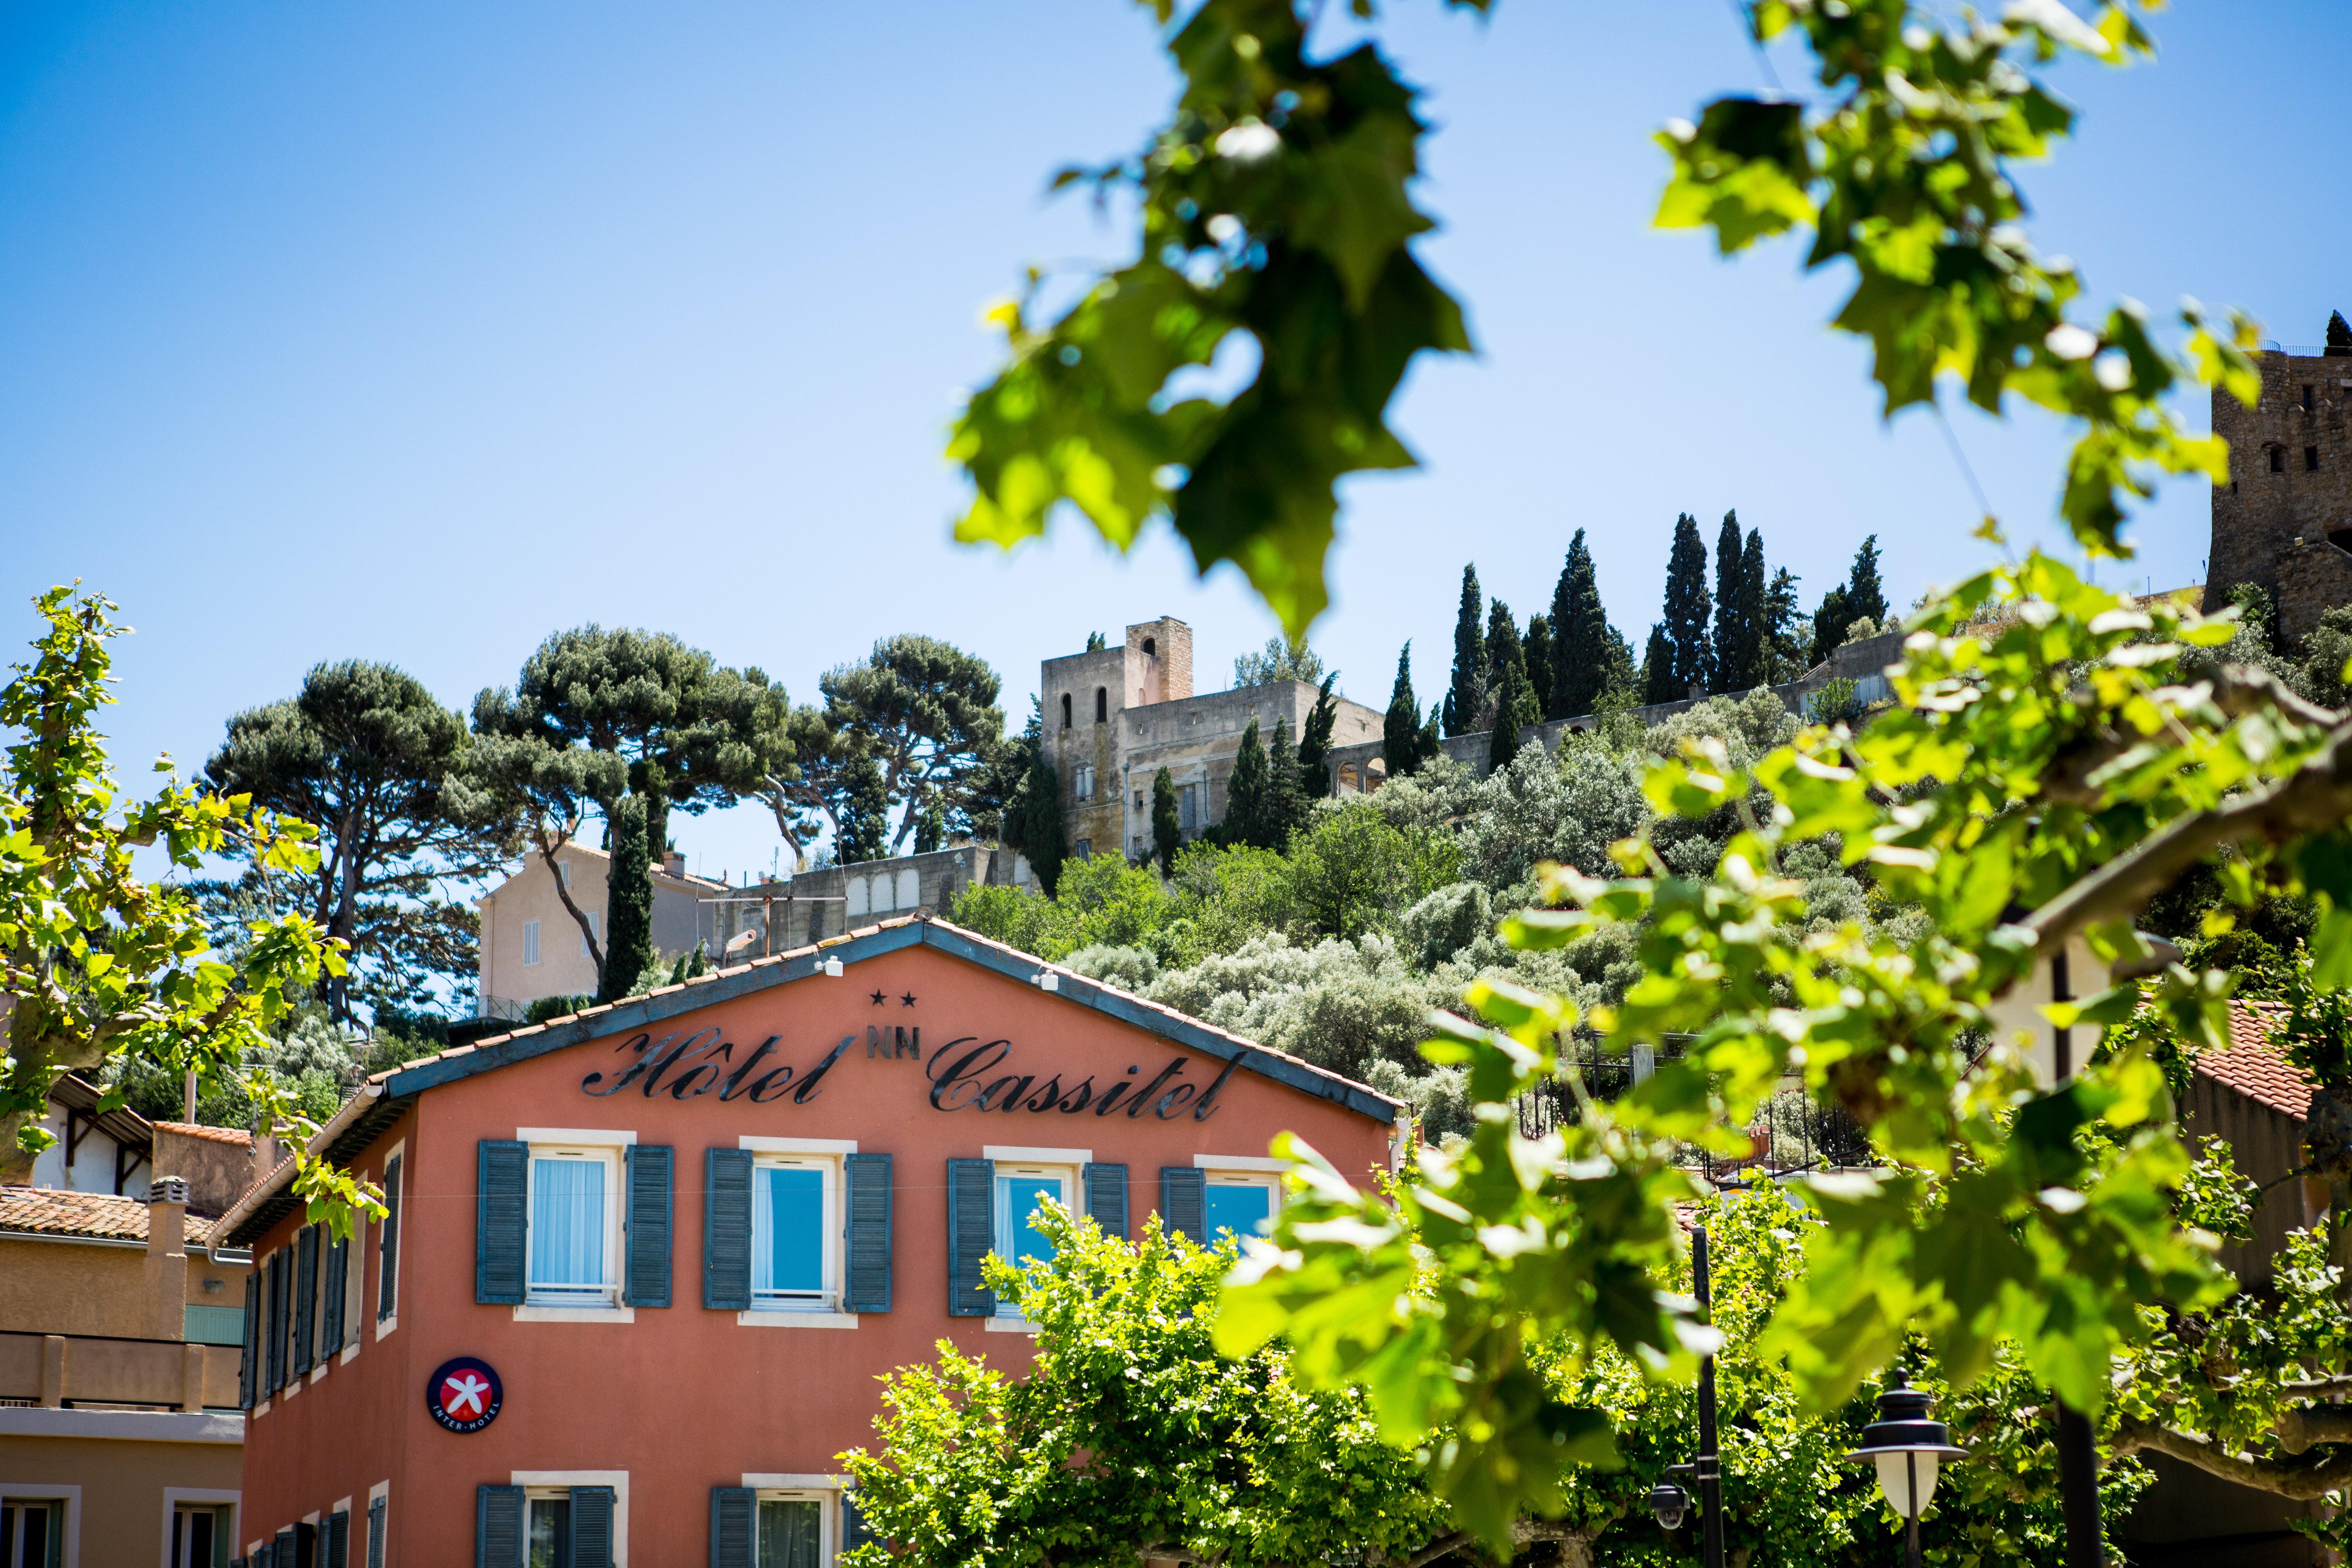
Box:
[217,913,1400,1568]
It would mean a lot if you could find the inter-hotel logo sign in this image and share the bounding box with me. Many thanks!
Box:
[581,1024,1238,1123]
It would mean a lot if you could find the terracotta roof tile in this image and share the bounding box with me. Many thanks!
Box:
[152,1121,253,1147]
[2196,1001,2314,1120]
[0,1185,216,1246]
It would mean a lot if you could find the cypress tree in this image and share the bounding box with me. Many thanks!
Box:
[598,792,653,1004]
[1809,583,1851,668]
[1845,534,1887,628]
[1017,749,1065,896]
[1483,599,1526,733]
[1601,627,1640,707]
[1642,624,1679,706]
[1443,565,1486,737]
[1710,510,1745,692]
[1225,718,1269,847]
[1552,530,1609,719]
[1383,644,1423,777]
[836,754,891,866]
[1712,524,1769,693]
[1764,566,1806,681]
[1661,513,1712,697]
[1487,656,1528,775]
[1416,705,1443,770]
[1297,673,1339,798]
[1522,614,1554,722]
[1264,716,1304,850]
[1151,766,1181,875]
[2328,310,2351,358]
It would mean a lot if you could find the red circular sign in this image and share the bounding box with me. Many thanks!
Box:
[427,1356,503,1434]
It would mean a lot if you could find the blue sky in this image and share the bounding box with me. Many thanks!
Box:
[5,1,2347,886]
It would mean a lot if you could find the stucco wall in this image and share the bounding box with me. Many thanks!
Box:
[0,1428,244,1568]
[239,939,1395,1565]
[479,844,712,1016]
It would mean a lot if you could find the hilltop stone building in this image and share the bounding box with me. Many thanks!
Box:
[2206,341,2352,643]
[1043,618,1384,862]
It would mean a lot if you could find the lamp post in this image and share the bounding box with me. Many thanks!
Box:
[1647,1224,1724,1568]
[1844,1371,1966,1568]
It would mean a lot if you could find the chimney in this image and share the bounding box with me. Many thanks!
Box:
[664,849,688,878]
[144,1177,190,1340]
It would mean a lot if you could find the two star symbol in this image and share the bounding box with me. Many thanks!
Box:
[869,989,917,1007]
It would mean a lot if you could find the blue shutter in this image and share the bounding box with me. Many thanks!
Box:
[704,1148,753,1310]
[477,1140,529,1305]
[842,1492,875,1555]
[326,1508,350,1568]
[572,1484,616,1568]
[708,1486,754,1568]
[625,1144,674,1307]
[945,1158,995,1317]
[322,1230,348,1356]
[476,1484,523,1568]
[1160,1167,1206,1244]
[267,1249,288,1391]
[239,1271,259,1409]
[377,1152,403,1321]
[844,1152,893,1314]
[367,1497,386,1568]
[275,1528,295,1568]
[293,1225,318,1375]
[1082,1163,1128,1239]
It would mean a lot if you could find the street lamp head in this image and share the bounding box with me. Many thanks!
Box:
[1845,1369,1967,1519]
[1647,1479,1690,1532]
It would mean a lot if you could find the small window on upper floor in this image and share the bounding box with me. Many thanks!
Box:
[527,1145,620,1308]
[1060,693,1072,729]
[1141,637,1157,657]
[2304,385,2317,413]
[2271,446,2287,473]
[1074,763,1095,801]
[753,1154,840,1312]
[2308,446,2322,472]
[558,861,572,889]
[522,920,542,966]
[1095,687,1108,723]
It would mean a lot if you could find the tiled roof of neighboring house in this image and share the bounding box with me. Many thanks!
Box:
[2195,1001,2314,1120]
[152,1121,254,1147]
[0,1185,217,1247]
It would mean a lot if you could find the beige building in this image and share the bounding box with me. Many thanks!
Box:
[475,841,721,1019]
[696,843,1006,957]
[1,1180,251,1567]
[1044,618,1384,862]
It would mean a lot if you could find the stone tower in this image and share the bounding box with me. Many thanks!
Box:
[2206,337,2352,643]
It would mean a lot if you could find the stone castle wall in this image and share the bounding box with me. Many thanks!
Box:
[2207,349,2352,643]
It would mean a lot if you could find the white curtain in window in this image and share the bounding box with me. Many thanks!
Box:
[531,1158,605,1288]
[757,1500,822,1568]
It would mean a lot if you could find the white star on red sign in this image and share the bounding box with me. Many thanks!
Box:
[443,1372,491,1418]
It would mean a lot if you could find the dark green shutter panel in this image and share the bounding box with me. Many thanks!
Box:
[267,1249,288,1392]
[293,1225,318,1375]
[704,1148,753,1310]
[239,1271,259,1409]
[367,1497,386,1568]
[476,1484,523,1568]
[624,1144,674,1308]
[1082,1163,1128,1238]
[326,1509,349,1568]
[708,1486,754,1568]
[945,1158,994,1317]
[275,1528,294,1568]
[321,1231,347,1357]
[1160,1167,1206,1244]
[377,1153,402,1321]
[477,1140,529,1305]
[844,1152,892,1314]
[255,1548,271,1568]
[842,1492,875,1554]
[571,1484,615,1568]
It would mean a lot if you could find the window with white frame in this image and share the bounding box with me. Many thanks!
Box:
[523,920,542,967]
[992,1162,1073,1317]
[754,1491,829,1568]
[1,1500,65,1568]
[526,1488,572,1568]
[752,1154,838,1311]
[1204,1170,1283,1242]
[527,1145,620,1307]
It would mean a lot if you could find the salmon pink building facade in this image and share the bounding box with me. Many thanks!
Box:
[219,916,1401,1568]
